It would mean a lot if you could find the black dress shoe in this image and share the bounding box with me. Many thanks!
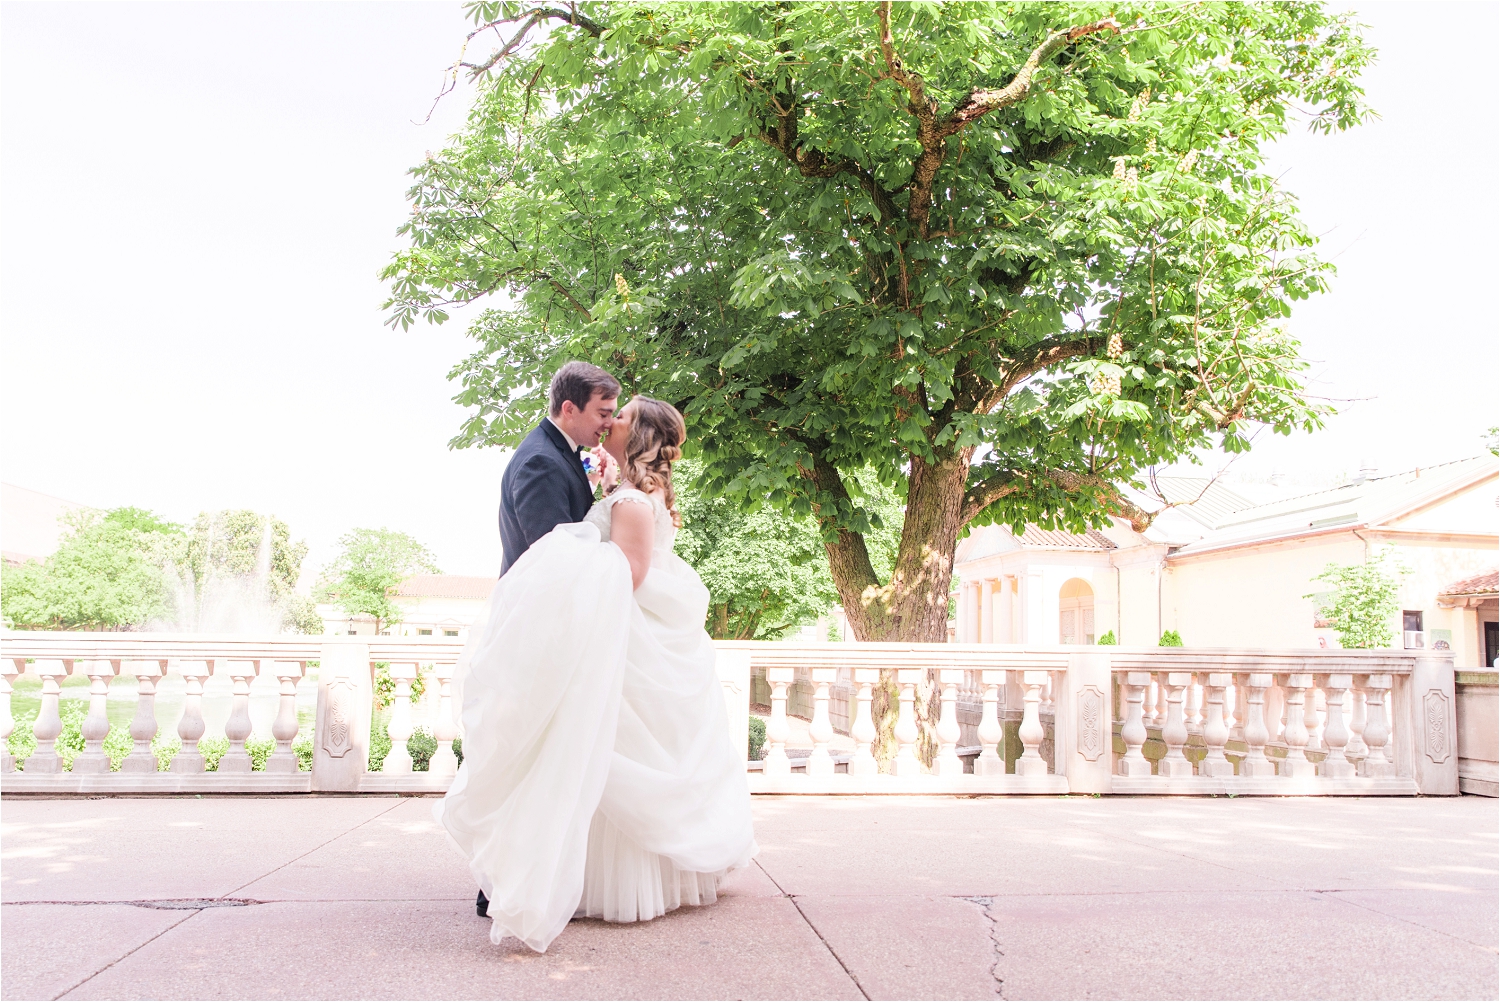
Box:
[476,889,489,917]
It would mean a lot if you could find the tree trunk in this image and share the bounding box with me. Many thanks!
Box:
[815,448,970,768]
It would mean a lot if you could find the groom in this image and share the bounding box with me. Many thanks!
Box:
[479,360,620,917]
[498,361,621,575]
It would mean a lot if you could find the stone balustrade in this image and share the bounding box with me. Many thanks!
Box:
[0,633,1465,796]
[0,634,463,793]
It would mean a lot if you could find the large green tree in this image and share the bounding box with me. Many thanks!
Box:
[317,529,441,634]
[1,508,181,630]
[385,1,1371,756]
[674,459,901,639]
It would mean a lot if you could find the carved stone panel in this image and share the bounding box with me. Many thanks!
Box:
[1423,689,1452,765]
[323,676,357,759]
[1077,685,1106,762]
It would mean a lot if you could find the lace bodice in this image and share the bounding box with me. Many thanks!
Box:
[583,488,677,557]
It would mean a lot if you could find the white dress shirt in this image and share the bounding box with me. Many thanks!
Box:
[545,416,580,453]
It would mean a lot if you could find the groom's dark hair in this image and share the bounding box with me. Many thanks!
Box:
[548,361,621,416]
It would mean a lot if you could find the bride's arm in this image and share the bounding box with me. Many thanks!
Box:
[609,499,655,589]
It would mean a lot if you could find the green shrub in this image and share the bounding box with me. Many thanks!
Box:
[246,737,274,771]
[748,716,766,760]
[373,664,428,711]
[1158,630,1183,647]
[453,734,463,768]
[294,733,314,771]
[153,733,182,771]
[408,727,436,771]
[103,725,133,770]
[8,707,37,767]
[201,737,229,771]
[1096,630,1116,646]
[368,715,391,771]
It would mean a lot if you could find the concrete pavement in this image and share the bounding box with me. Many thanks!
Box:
[2,795,1495,1000]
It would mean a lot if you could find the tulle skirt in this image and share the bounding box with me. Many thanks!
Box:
[436,522,757,952]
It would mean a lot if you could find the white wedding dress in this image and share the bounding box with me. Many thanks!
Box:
[436,488,758,953]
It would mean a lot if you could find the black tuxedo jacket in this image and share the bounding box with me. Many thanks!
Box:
[499,420,594,575]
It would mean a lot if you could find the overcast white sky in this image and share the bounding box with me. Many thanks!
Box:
[2,2,1495,580]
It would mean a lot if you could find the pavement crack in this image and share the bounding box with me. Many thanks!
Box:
[51,907,201,1001]
[1317,890,1500,955]
[220,798,405,899]
[753,859,870,1001]
[9,898,258,909]
[959,896,1005,998]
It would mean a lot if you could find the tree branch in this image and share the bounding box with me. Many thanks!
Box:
[960,467,1157,531]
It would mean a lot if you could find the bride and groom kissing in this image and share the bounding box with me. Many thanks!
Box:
[437,361,758,953]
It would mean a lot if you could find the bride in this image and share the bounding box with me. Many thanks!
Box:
[437,395,758,953]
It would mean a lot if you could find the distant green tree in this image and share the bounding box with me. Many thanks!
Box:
[1096,630,1117,645]
[187,510,307,607]
[317,529,441,634]
[1158,629,1183,647]
[674,461,900,639]
[1,508,182,630]
[1485,426,1498,457]
[1307,550,1406,649]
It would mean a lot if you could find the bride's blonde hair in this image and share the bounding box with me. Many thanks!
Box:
[618,395,685,521]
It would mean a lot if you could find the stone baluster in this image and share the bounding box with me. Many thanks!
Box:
[1015,670,1050,776]
[73,660,122,773]
[1277,673,1315,778]
[1238,673,1276,776]
[1346,677,1369,761]
[174,661,213,773]
[848,668,878,776]
[1316,673,1355,778]
[428,661,460,777]
[935,668,964,777]
[806,667,837,777]
[1304,680,1324,753]
[1199,673,1234,777]
[28,660,73,774]
[1157,672,1194,777]
[893,668,923,777]
[219,660,262,773]
[2,660,20,773]
[1226,675,1246,744]
[1149,674,1167,729]
[121,660,167,773]
[1356,674,1394,778]
[382,662,418,773]
[763,666,793,776]
[1268,681,1288,750]
[1186,675,1205,739]
[1117,671,1152,777]
[266,661,308,773]
[974,669,1007,776]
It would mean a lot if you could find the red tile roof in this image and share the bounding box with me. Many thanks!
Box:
[1018,526,1117,550]
[1438,571,1498,598]
[395,575,495,600]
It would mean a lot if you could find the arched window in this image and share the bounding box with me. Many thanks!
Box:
[1059,578,1095,645]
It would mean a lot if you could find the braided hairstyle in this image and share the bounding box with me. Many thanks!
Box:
[618,395,686,523]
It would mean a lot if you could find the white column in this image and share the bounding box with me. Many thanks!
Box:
[1199,673,1233,778]
[979,579,995,644]
[1117,671,1152,776]
[382,662,418,774]
[997,576,1015,643]
[266,661,308,773]
[1317,673,1355,779]
[763,666,793,775]
[1157,672,1193,777]
[173,661,212,773]
[121,660,167,773]
[1238,673,1276,777]
[1016,670,1049,776]
[1,660,19,773]
[935,668,964,776]
[849,667,879,776]
[807,667,836,776]
[72,660,122,773]
[893,668,922,777]
[1278,673,1316,778]
[219,660,262,773]
[974,669,1007,775]
[1021,570,1047,643]
[956,582,972,643]
[429,661,460,777]
[28,660,73,774]
[1357,674,1394,777]
[967,584,982,643]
